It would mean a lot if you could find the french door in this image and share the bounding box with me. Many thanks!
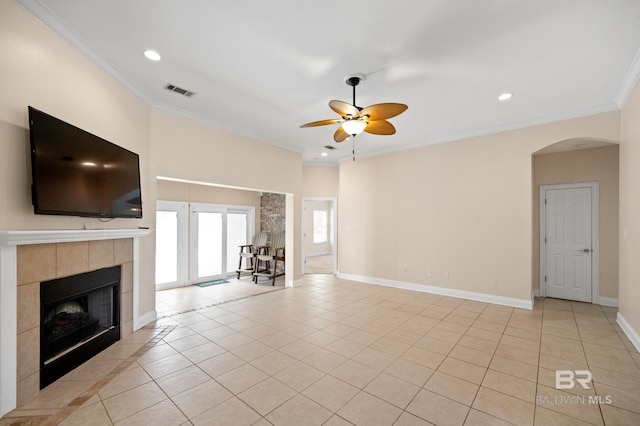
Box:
[189,203,253,284]
[155,201,188,290]
[155,201,254,289]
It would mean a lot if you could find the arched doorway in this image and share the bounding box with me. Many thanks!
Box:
[532,138,619,305]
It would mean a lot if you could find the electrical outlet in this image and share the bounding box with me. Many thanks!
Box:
[427,270,432,277]
[404,266,408,273]
[444,272,449,279]
[491,277,499,286]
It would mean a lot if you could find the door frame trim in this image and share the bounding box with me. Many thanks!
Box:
[539,182,600,303]
[302,197,338,275]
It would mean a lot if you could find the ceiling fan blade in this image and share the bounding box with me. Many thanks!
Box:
[334,126,349,142]
[329,100,360,118]
[360,103,408,121]
[300,119,342,128]
[364,119,396,135]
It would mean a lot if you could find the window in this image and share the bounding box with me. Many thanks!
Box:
[313,210,328,244]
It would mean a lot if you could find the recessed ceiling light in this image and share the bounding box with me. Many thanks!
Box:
[498,93,513,101]
[143,50,161,61]
[321,152,328,157]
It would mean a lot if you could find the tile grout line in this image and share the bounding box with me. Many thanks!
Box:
[39,325,177,426]
[461,301,513,425]
[157,285,286,320]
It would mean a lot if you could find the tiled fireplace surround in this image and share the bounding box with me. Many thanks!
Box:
[0,229,150,417]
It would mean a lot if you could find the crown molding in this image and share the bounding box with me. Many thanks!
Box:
[17,0,305,157]
[615,47,640,108]
[336,101,621,163]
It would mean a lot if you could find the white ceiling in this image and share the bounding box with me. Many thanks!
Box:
[18,0,640,164]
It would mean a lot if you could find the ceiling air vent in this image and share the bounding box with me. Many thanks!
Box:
[323,145,337,150]
[164,84,195,97]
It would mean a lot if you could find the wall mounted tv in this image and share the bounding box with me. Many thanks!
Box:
[28,106,142,219]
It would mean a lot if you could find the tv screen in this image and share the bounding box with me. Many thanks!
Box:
[28,106,142,219]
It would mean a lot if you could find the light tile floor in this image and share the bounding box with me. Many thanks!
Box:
[156,277,285,318]
[3,275,640,425]
[304,255,335,274]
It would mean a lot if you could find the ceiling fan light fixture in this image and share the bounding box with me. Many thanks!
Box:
[342,119,367,136]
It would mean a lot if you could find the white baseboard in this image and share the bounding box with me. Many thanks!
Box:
[337,272,533,310]
[289,278,303,288]
[305,252,334,258]
[134,310,158,331]
[533,289,618,307]
[598,297,619,307]
[617,312,640,353]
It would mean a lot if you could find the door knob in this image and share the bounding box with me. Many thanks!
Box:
[581,248,591,253]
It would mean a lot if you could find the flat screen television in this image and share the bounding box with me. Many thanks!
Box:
[28,106,142,219]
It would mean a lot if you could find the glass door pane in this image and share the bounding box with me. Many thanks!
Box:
[196,211,223,278]
[190,202,254,283]
[227,213,248,274]
[155,210,178,285]
[155,201,188,290]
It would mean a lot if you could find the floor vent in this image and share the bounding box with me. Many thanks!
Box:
[164,84,196,97]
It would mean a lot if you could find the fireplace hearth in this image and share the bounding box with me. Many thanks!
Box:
[40,266,121,388]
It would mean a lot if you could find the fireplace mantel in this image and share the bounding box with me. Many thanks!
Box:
[0,228,150,245]
[0,228,151,416]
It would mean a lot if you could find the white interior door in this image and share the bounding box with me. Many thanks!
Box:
[543,186,594,302]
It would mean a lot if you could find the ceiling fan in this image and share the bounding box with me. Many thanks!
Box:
[300,74,408,160]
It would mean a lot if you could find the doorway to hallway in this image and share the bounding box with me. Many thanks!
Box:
[303,198,337,274]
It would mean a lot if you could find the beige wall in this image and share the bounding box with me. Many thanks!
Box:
[619,79,640,342]
[150,111,303,193]
[302,166,339,197]
[157,179,262,232]
[0,1,156,318]
[0,1,152,231]
[149,110,304,283]
[338,112,621,302]
[0,1,304,324]
[532,145,620,299]
[4,0,640,347]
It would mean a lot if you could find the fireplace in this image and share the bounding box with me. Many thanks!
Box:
[40,266,121,388]
[0,229,150,416]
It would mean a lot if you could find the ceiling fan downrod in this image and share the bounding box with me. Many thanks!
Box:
[346,76,361,108]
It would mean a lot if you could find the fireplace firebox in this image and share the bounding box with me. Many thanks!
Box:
[40,266,121,388]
